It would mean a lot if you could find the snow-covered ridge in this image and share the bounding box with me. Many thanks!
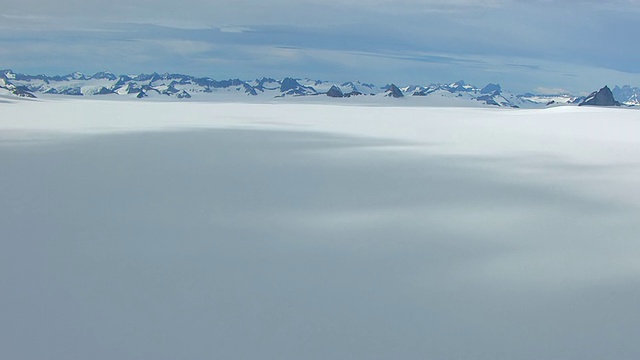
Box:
[1,69,637,108]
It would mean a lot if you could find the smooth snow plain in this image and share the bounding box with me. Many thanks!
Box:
[2,99,640,360]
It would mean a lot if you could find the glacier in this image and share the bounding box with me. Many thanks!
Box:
[1,100,640,360]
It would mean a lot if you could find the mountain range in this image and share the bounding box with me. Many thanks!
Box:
[1,69,639,108]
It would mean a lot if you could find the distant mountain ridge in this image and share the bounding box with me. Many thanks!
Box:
[1,69,638,108]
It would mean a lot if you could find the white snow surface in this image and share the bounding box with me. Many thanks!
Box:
[2,99,640,360]
[2,99,639,163]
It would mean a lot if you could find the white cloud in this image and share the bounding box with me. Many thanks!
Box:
[2,0,639,92]
[218,26,255,33]
[534,87,570,95]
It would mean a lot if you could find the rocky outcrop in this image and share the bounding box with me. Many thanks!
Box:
[0,74,37,98]
[326,85,344,98]
[242,83,258,96]
[476,95,499,106]
[175,90,191,98]
[385,84,404,98]
[579,86,620,106]
[279,77,316,96]
[612,85,640,105]
[280,77,303,92]
[481,83,501,95]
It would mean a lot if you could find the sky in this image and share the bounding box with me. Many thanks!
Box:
[1,0,640,93]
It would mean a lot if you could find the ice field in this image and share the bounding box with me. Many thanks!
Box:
[2,99,640,359]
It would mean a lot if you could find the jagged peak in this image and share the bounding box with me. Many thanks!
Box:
[385,84,404,98]
[326,85,344,98]
[4,69,639,107]
[579,85,620,107]
[480,83,501,95]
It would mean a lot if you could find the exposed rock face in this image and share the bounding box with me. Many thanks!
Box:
[280,77,302,92]
[326,85,344,98]
[278,77,316,96]
[0,73,37,98]
[60,87,83,96]
[481,83,502,95]
[449,80,472,92]
[94,87,114,95]
[91,71,118,81]
[476,95,499,106]
[612,85,640,105]
[4,67,632,107]
[579,86,620,106]
[385,84,404,98]
[175,90,192,99]
[344,91,362,98]
[254,77,278,91]
[242,83,258,96]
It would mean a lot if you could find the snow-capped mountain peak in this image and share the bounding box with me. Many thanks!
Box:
[1,69,637,108]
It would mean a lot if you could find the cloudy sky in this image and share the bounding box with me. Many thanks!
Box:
[1,0,639,92]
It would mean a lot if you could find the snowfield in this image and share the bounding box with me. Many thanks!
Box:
[2,99,640,360]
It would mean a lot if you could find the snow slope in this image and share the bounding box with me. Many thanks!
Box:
[2,100,638,164]
[2,100,640,360]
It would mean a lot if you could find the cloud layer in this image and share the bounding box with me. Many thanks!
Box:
[2,0,639,92]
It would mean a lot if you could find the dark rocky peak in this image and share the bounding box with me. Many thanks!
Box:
[449,80,473,91]
[132,73,157,82]
[117,82,143,94]
[91,71,117,81]
[212,79,245,88]
[0,69,42,82]
[344,90,362,98]
[94,87,114,95]
[404,85,422,93]
[481,83,502,95]
[613,85,628,98]
[191,77,243,89]
[413,85,437,96]
[385,84,404,98]
[49,75,68,82]
[280,77,303,92]
[60,87,83,96]
[166,73,194,84]
[278,77,316,96]
[612,85,640,104]
[0,73,37,98]
[579,86,620,106]
[68,72,86,80]
[174,90,191,98]
[147,72,162,83]
[114,75,133,87]
[568,96,585,104]
[254,77,278,91]
[257,77,277,84]
[192,77,216,87]
[445,81,465,92]
[476,95,500,106]
[326,85,344,98]
[242,83,258,96]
